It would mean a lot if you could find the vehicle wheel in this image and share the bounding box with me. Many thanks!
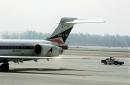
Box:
[120,63,122,65]
[0,63,9,72]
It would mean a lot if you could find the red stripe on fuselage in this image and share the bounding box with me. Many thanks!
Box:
[49,38,64,44]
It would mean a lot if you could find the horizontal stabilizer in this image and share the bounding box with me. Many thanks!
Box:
[66,19,105,24]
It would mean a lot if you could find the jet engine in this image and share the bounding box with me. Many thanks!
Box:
[34,44,62,57]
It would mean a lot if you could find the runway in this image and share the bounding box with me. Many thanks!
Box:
[0,47,129,85]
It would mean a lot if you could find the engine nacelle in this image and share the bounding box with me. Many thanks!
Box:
[34,44,62,57]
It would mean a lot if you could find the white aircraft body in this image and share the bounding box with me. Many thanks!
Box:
[0,17,104,71]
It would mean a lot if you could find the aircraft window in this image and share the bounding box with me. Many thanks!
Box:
[0,46,34,49]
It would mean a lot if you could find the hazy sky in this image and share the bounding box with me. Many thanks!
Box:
[0,0,129,36]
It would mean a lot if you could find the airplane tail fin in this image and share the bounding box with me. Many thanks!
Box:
[48,17,77,44]
[47,17,104,49]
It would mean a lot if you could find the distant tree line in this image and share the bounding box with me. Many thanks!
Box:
[66,34,130,47]
[0,31,130,47]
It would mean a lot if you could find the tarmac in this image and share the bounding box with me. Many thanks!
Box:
[0,47,129,85]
